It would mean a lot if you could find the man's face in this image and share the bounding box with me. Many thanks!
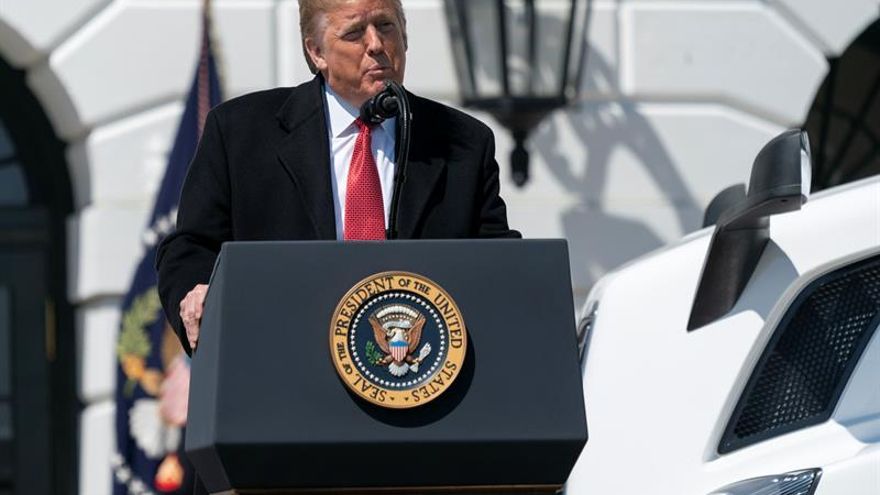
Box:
[306,0,407,107]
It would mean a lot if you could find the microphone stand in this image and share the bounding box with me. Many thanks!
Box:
[384,81,411,240]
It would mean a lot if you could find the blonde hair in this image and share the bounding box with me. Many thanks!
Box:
[299,0,407,74]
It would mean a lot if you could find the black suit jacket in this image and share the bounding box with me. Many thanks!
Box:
[156,76,519,354]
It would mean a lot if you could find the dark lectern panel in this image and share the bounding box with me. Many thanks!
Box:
[188,240,586,492]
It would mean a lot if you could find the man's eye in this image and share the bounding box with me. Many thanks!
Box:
[378,22,396,32]
[342,29,363,41]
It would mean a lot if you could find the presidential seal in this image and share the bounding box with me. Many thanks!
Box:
[330,272,467,409]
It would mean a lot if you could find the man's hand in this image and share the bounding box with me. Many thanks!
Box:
[179,284,209,351]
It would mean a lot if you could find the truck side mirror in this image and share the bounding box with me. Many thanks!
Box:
[688,129,811,331]
[703,184,746,228]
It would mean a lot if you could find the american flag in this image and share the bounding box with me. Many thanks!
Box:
[112,1,222,494]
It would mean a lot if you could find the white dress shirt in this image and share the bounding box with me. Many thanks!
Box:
[323,84,397,240]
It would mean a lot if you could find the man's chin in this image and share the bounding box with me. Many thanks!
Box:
[362,80,389,98]
[365,75,389,88]
[349,77,400,107]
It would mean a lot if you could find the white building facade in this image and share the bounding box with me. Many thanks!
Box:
[0,0,877,493]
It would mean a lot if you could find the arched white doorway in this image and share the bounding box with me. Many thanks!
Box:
[0,53,77,495]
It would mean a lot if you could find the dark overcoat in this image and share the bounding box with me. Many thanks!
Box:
[156,76,519,356]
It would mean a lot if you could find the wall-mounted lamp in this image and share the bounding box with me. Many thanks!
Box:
[443,0,591,186]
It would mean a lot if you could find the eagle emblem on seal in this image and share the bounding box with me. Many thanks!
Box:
[369,304,433,377]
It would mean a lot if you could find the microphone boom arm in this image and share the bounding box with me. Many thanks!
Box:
[358,80,411,240]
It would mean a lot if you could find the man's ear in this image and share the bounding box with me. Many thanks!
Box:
[304,37,328,72]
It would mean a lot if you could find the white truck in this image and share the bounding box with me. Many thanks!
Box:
[567,129,880,495]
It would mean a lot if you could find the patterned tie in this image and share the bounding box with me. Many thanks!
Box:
[344,118,386,240]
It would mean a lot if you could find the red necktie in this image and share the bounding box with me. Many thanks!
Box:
[344,119,386,240]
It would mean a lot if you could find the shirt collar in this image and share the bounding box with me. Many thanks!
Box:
[324,82,396,138]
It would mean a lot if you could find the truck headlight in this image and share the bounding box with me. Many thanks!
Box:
[708,468,822,495]
[577,300,598,364]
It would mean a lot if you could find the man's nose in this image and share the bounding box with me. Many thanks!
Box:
[364,25,384,53]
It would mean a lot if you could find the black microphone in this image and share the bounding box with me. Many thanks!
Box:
[355,80,411,239]
[359,82,400,124]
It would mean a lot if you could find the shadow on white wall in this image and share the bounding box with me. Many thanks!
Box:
[535,47,702,292]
